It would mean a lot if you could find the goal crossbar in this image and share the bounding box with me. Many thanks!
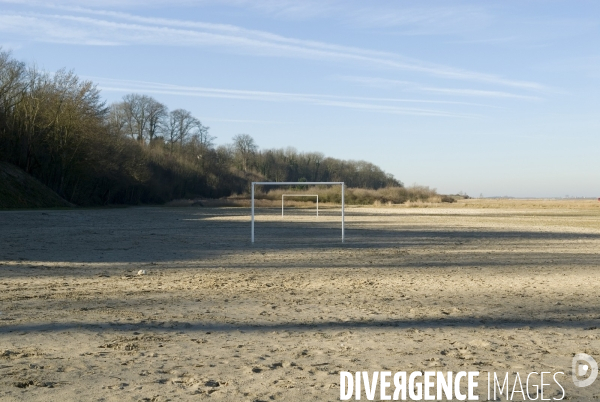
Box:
[282,194,318,217]
[251,182,344,243]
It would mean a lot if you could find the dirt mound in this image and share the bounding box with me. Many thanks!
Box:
[0,162,73,208]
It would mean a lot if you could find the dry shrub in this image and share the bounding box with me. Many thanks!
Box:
[441,195,456,203]
[252,185,439,205]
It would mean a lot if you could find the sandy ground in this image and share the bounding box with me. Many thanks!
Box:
[1,200,600,401]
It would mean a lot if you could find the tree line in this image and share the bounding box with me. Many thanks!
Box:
[0,50,402,206]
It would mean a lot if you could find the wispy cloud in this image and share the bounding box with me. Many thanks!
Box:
[0,4,546,90]
[92,77,479,118]
[333,75,414,88]
[420,87,542,101]
[335,75,544,101]
[215,0,338,19]
[0,0,199,6]
[0,0,338,18]
[3,0,487,33]
[344,4,490,35]
[447,36,521,45]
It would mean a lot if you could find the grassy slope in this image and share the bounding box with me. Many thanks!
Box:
[0,162,73,208]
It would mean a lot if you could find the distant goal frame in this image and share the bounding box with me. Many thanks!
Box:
[251,182,345,243]
[282,194,318,217]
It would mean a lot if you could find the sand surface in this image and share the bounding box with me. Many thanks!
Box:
[1,200,600,401]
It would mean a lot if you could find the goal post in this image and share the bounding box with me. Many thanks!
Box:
[251,182,345,243]
[282,194,318,217]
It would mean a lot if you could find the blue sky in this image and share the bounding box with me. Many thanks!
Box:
[1,0,599,197]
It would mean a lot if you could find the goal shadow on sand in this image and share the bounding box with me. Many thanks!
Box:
[1,207,600,265]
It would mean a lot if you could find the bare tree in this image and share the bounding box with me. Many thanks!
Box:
[146,98,167,142]
[106,102,127,137]
[121,94,165,143]
[306,152,324,180]
[194,120,213,149]
[0,50,28,126]
[164,109,198,151]
[189,120,214,169]
[232,133,257,172]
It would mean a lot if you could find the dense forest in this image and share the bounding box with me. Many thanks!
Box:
[0,50,408,206]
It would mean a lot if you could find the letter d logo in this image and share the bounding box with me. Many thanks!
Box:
[573,353,598,387]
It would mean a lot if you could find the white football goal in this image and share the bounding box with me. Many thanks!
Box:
[251,182,345,243]
[282,194,318,216]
